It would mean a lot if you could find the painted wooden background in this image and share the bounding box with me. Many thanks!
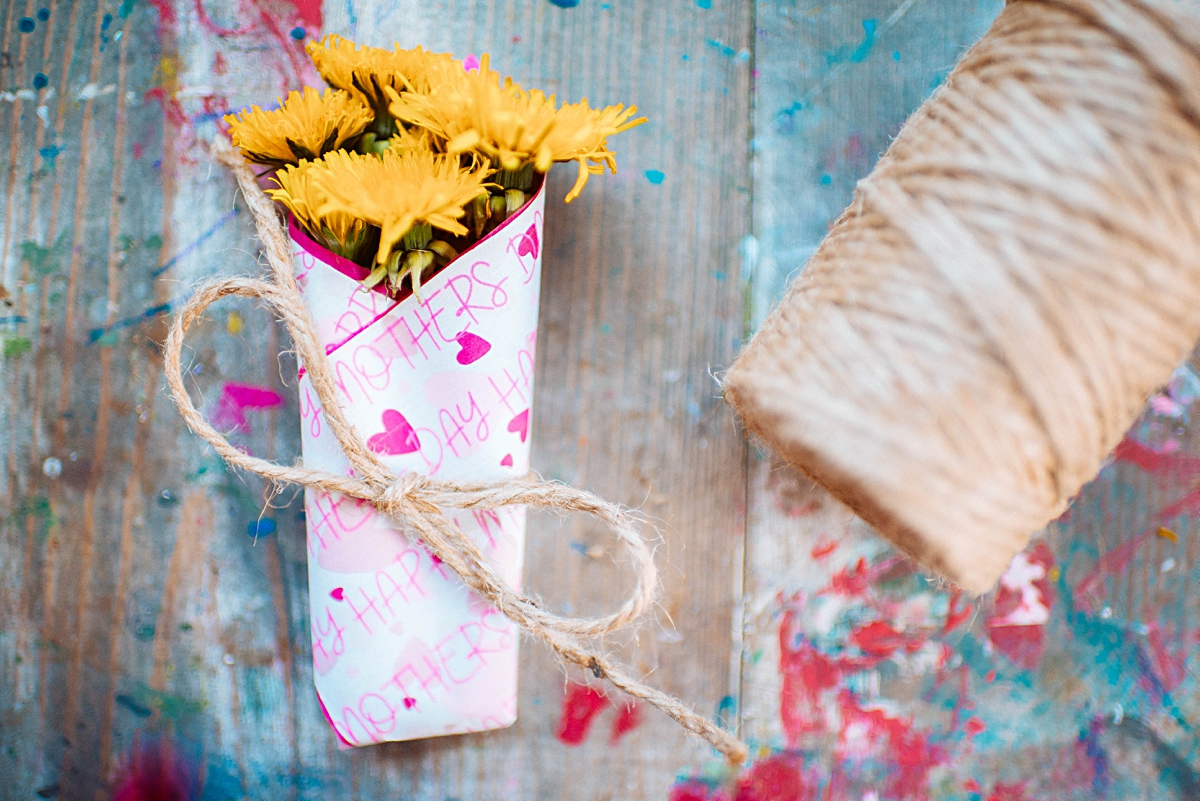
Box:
[2,0,1199,799]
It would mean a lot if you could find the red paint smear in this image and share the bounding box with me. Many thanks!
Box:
[1142,621,1190,693]
[214,382,286,433]
[964,778,982,793]
[987,542,1055,670]
[733,752,816,801]
[986,782,1030,801]
[836,693,948,800]
[609,701,643,744]
[556,682,608,746]
[964,716,986,736]
[1112,437,1200,479]
[669,782,716,801]
[112,739,197,801]
[1075,485,1200,609]
[851,620,919,659]
[289,0,322,31]
[144,0,176,28]
[942,589,973,635]
[779,608,853,744]
[810,538,837,560]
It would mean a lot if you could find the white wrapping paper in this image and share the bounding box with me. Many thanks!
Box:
[291,183,545,746]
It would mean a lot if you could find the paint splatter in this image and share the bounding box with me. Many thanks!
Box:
[609,701,643,743]
[987,543,1054,670]
[111,738,199,801]
[556,682,608,745]
[213,382,286,433]
[823,19,878,66]
[548,0,581,6]
[645,169,665,184]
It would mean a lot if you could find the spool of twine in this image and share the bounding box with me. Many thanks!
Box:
[164,137,748,763]
[724,0,1200,594]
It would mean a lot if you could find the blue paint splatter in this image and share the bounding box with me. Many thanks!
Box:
[18,17,35,33]
[706,38,736,58]
[101,12,113,30]
[824,18,878,66]
[819,174,832,185]
[32,73,48,90]
[774,101,805,134]
[290,26,305,40]
[645,169,665,184]
[893,50,901,61]
[697,0,711,7]
[36,8,50,21]
[548,0,580,7]
[38,144,60,165]
[599,323,611,334]
[247,518,276,537]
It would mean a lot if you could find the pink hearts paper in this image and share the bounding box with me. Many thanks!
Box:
[367,409,420,455]
[455,330,492,365]
[507,409,530,443]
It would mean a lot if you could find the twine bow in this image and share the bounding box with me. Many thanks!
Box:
[163,136,748,764]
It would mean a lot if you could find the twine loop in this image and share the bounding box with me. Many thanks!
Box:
[163,136,748,763]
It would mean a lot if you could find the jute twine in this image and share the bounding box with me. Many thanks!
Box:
[725,0,1200,594]
[164,136,748,763]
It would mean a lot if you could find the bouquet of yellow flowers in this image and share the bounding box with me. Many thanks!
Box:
[226,36,643,297]
[220,38,644,749]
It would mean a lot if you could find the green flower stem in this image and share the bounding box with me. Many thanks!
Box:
[497,162,535,192]
[401,222,433,251]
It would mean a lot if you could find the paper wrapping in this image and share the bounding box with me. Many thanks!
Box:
[291,183,545,747]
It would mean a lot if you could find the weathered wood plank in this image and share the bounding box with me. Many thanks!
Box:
[725,2,1200,799]
[1,0,752,798]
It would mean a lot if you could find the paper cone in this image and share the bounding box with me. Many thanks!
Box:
[290,182,545,747]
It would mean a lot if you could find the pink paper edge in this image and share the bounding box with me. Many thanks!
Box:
[289,174,546,298]
[291,175,546,367]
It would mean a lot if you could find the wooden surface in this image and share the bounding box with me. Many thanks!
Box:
[3,1,1199,799]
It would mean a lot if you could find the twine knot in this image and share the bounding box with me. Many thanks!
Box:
[162,136,749,764]
[377,471,436,519]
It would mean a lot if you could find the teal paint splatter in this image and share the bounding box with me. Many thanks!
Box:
[824,19,878,66]
[645,169,665,184]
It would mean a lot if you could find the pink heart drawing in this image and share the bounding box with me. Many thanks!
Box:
[500,454,514,467]
[517,224,539,259]
[455,330,492,365]
[368,409,421,455]
[403,696,418,709]
[330,587,345,601]
[507,409,530,443]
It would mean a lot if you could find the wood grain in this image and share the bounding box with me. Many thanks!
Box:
[0,0,751,798]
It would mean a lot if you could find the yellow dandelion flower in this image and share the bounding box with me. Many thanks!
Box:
[224,87,372,169]
[306,34,462,124]
[268,156,378,264]
[307,148,491,267]
[388,54,646,201]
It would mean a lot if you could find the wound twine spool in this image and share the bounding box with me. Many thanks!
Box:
[724,0,1200,594]
[164,137,749,763]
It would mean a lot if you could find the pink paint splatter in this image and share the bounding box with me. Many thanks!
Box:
[213,382,286,433]
[609,701,643,744]
[112,738,198,801]
[556,682,608,746]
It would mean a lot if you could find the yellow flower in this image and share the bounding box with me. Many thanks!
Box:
[268,157,378,264]
[224,87,372,168]
[388,54,646,201]
[307,148,491,266]
[306,34,462,121]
